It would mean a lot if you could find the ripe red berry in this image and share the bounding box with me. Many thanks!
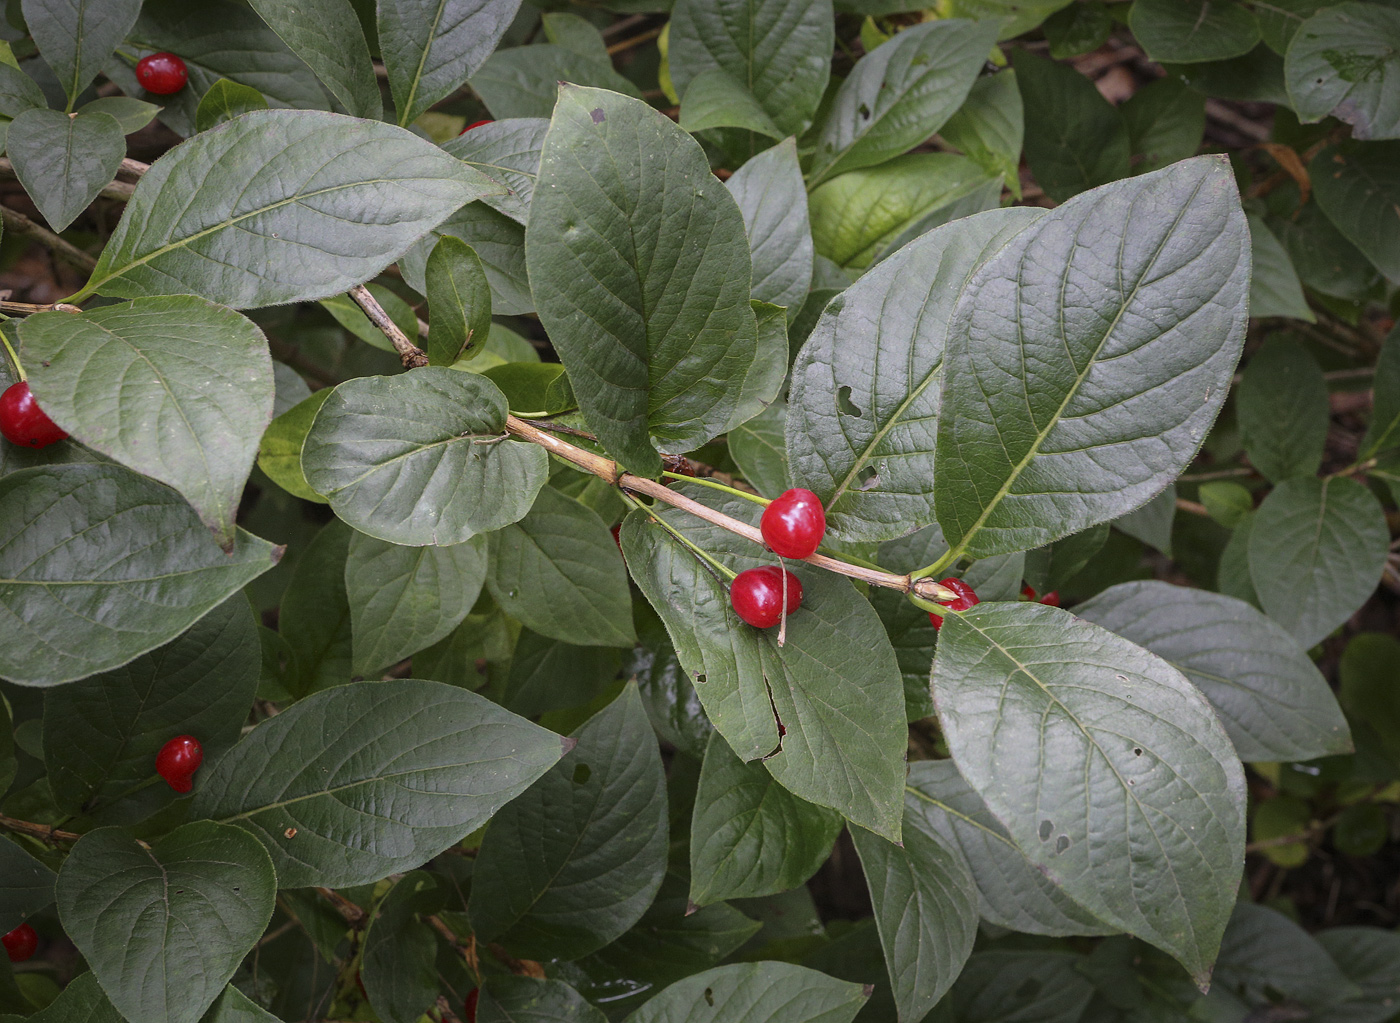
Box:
[459,119,492,134]
[0,381,66,448]
[155,735,203,793]
[135,52,188,94]
[2,922,37,963]
[760,488,826,560]
[464,988,479,1022]
[929,577,979,631]
[1021,584,1037,601]
[1039,590,1061,608]
[731,566,802,629]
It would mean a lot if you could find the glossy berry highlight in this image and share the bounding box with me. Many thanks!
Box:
[760,488,826,560]
[930,577,979,631]
[156,735,203,793]
[0,381,67,448]
[3,923,37,963]
[731,566,802,629]
[135,52,188,94]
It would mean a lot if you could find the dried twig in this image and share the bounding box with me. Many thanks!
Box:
[349,285,428,368]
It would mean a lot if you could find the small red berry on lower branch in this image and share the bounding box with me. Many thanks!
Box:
[731,566,802,629]
[2,922,37,963]
[0,381,67,449]
[929,577,979,631]
[464,988,480,1022]
[1039,590,1061,607]
[135,52,188,95]
[156,735,203,793]
[760,488,826,560]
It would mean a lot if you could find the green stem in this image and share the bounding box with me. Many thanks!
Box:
[662,471,770,507]
[0,325,23,381]
[619,491,738,581]
[910,546,960,581]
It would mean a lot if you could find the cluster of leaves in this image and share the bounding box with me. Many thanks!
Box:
[0,0,1398,1022]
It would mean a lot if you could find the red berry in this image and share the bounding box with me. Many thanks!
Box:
[0,381,66,448]
[464,988,479,1022]
[155,735,203,793]
[1039,590,1061,608]
[2,923,36,963]
[1021,584,1037,601]
[929,577,979,631]
[760,488,826,560]
[135,52,188,94]
[731,566,802,629]
[459,119,492,134]
[611,523,622,550]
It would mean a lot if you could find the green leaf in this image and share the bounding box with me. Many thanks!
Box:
[1214,902,1358,1012]
[726,140,813,314]
[624,963,869,1023]
[0,64,46,119]
[1315,927,1400,1023]
[728,401,789,499]
[1246,212,1314,320]
[1310,140,1400,281]
[1360,322,1400,457]
[482,362,576,415]
[935,157,1249,561]
[1236,335,1328,481]
[1120,76,1206,175]
[470,45,645,119]
[78,109,503,309]
[1270,200,1380,301]
[12,973,121,1023]
[934,601,1247,985]
[77,95,160,135]
[256,388,332,504]
[0,840,55,931]
[247,0,381,120]
[904,760,1112,936]
[56,822,277,1023]
[943,0,1076,38]
[470,684,667,960]
[679,68,782,137]
[0,464,280,687]
[20,296,275,546]
[1286,2,1400,140]
[362,871,444,1023]
[1257,0,1329,53]
[194,677,566,887]
[379,0,521,126]
[726,300,789,432]
[809,154,998,269]
[301,368,547,546]
[426,235,492,365]
[788,207,1042,542]
[689,731,843,906]
[278,518,352,698]
[621,487,907,841]
[939,71,1025,196]
[194,79,268,133]
[486,485,635,647]
[478,977,607,1023]
[22,0,140,106]
[526,85,759,476]
[1248,476,1389,648]
[346,530,486,675]
[442,116,548,226]
[502,629,622,717]
[630,601,714,759]
[403,203,534,316]
[124,0,331,136]
[1200,480,1253,528]
[950,951,1096,1023]
[1130,0,1261,62]
[1112,483,1175,555]
[1340,633,1400,767]
[6,109,125,233]
[201,987,284,1023]
[541,12,610,62]
[1044,2,1114,57]
[42,595,260,823]
[1075,580,1352,761]
[668,0,834,137]
[850,813,977,1023]
[807,19,999,187]
[1010,49,1130,202]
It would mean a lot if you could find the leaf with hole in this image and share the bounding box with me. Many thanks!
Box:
[1286,2,1400,140]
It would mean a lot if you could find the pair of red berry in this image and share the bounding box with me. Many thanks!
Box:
[2,922,36,962]
[730,489,825,629]
[1021,584,1060,607]
[0,381,66,448]
[929,578,979,630]
[135,52,188,95]
[156,735,203,793]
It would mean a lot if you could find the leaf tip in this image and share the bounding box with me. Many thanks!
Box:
[560,735,579,756]
[861,984,875,1000]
